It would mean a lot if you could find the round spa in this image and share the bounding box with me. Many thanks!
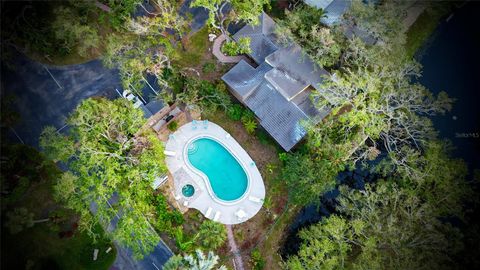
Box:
[182,184,195,197]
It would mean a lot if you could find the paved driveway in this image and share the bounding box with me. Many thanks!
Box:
[112,243,173,270]
[2,50,120,146]
[2,50,173,269]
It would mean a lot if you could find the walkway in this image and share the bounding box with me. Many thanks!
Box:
[212,34,251,64]
[227,225,245,270]
[403,1,427,30]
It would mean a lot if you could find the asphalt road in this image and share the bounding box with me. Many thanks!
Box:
[2,50,120,146]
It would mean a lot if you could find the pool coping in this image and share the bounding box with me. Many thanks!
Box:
[164,120,265,225]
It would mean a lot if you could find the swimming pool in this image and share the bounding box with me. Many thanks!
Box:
[187,138,248,201]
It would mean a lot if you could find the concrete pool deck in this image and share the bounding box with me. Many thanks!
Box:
[164,121,265,224]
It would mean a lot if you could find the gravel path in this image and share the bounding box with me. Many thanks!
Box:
[226,225,245,270]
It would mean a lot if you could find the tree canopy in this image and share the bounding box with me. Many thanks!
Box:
[163,249,227,270]
[103,0,186,95]
[190,0,269,36]
[40,98,167,258]
[197,220,227,250]
[280,1,453,206]
[276,5,343,68]
[282,2,478,269]
[39,126,75,163]
[161,69,232,114]
[286,180,464,270]
[0,1,101,60]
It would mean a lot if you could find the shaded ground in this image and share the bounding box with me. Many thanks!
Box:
[0,145,117,270]
[179,0,210,33]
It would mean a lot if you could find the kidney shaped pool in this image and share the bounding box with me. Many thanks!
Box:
[186,137,248,201]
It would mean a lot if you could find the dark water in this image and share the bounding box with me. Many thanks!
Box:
[281,2,480,258]
[417,2,480,171]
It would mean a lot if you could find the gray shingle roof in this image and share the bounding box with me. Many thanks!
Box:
[232,12,277,38]
[222,12,332,151]
[232,13,279,64]
[321,0,351,26]
[244,81,308,151]
[304,0,351,26]
[265,45,328,93]
[222,60,272,101]
[264,68,309,101]
[291,89,319,118]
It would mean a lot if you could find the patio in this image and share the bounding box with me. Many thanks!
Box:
[164,121,265,224]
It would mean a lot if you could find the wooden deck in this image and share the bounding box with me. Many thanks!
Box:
[144,104,201,213]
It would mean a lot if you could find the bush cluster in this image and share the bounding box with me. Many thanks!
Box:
[227,104,258,134]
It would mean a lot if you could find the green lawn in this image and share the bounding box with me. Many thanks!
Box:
[173,27,211,68]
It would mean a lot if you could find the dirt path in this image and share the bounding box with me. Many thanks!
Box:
[226,225,245,270]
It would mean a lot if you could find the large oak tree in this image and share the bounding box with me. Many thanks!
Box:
[41,98,167,258]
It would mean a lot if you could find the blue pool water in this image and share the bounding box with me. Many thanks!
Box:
[187,138,248,201]
[182,184,195,197]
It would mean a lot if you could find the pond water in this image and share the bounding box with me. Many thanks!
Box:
[417,2,480,170]
[281,2,480,259]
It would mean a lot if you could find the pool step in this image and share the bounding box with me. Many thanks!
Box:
[187,142,199,155]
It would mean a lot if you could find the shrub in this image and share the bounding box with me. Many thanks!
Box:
[167,120,178,131]
[257,128,272,145]
[221,37,251,56]
[202,62,216,73]
[250,248,266,270]
[241,109,255,123]
[243,119,258,134]
[241,109,258,134]
[197,220,227,250]
[227,104,244,121]
[236,37,252,54]
[153,195,184,236]
[221,40,239,56]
